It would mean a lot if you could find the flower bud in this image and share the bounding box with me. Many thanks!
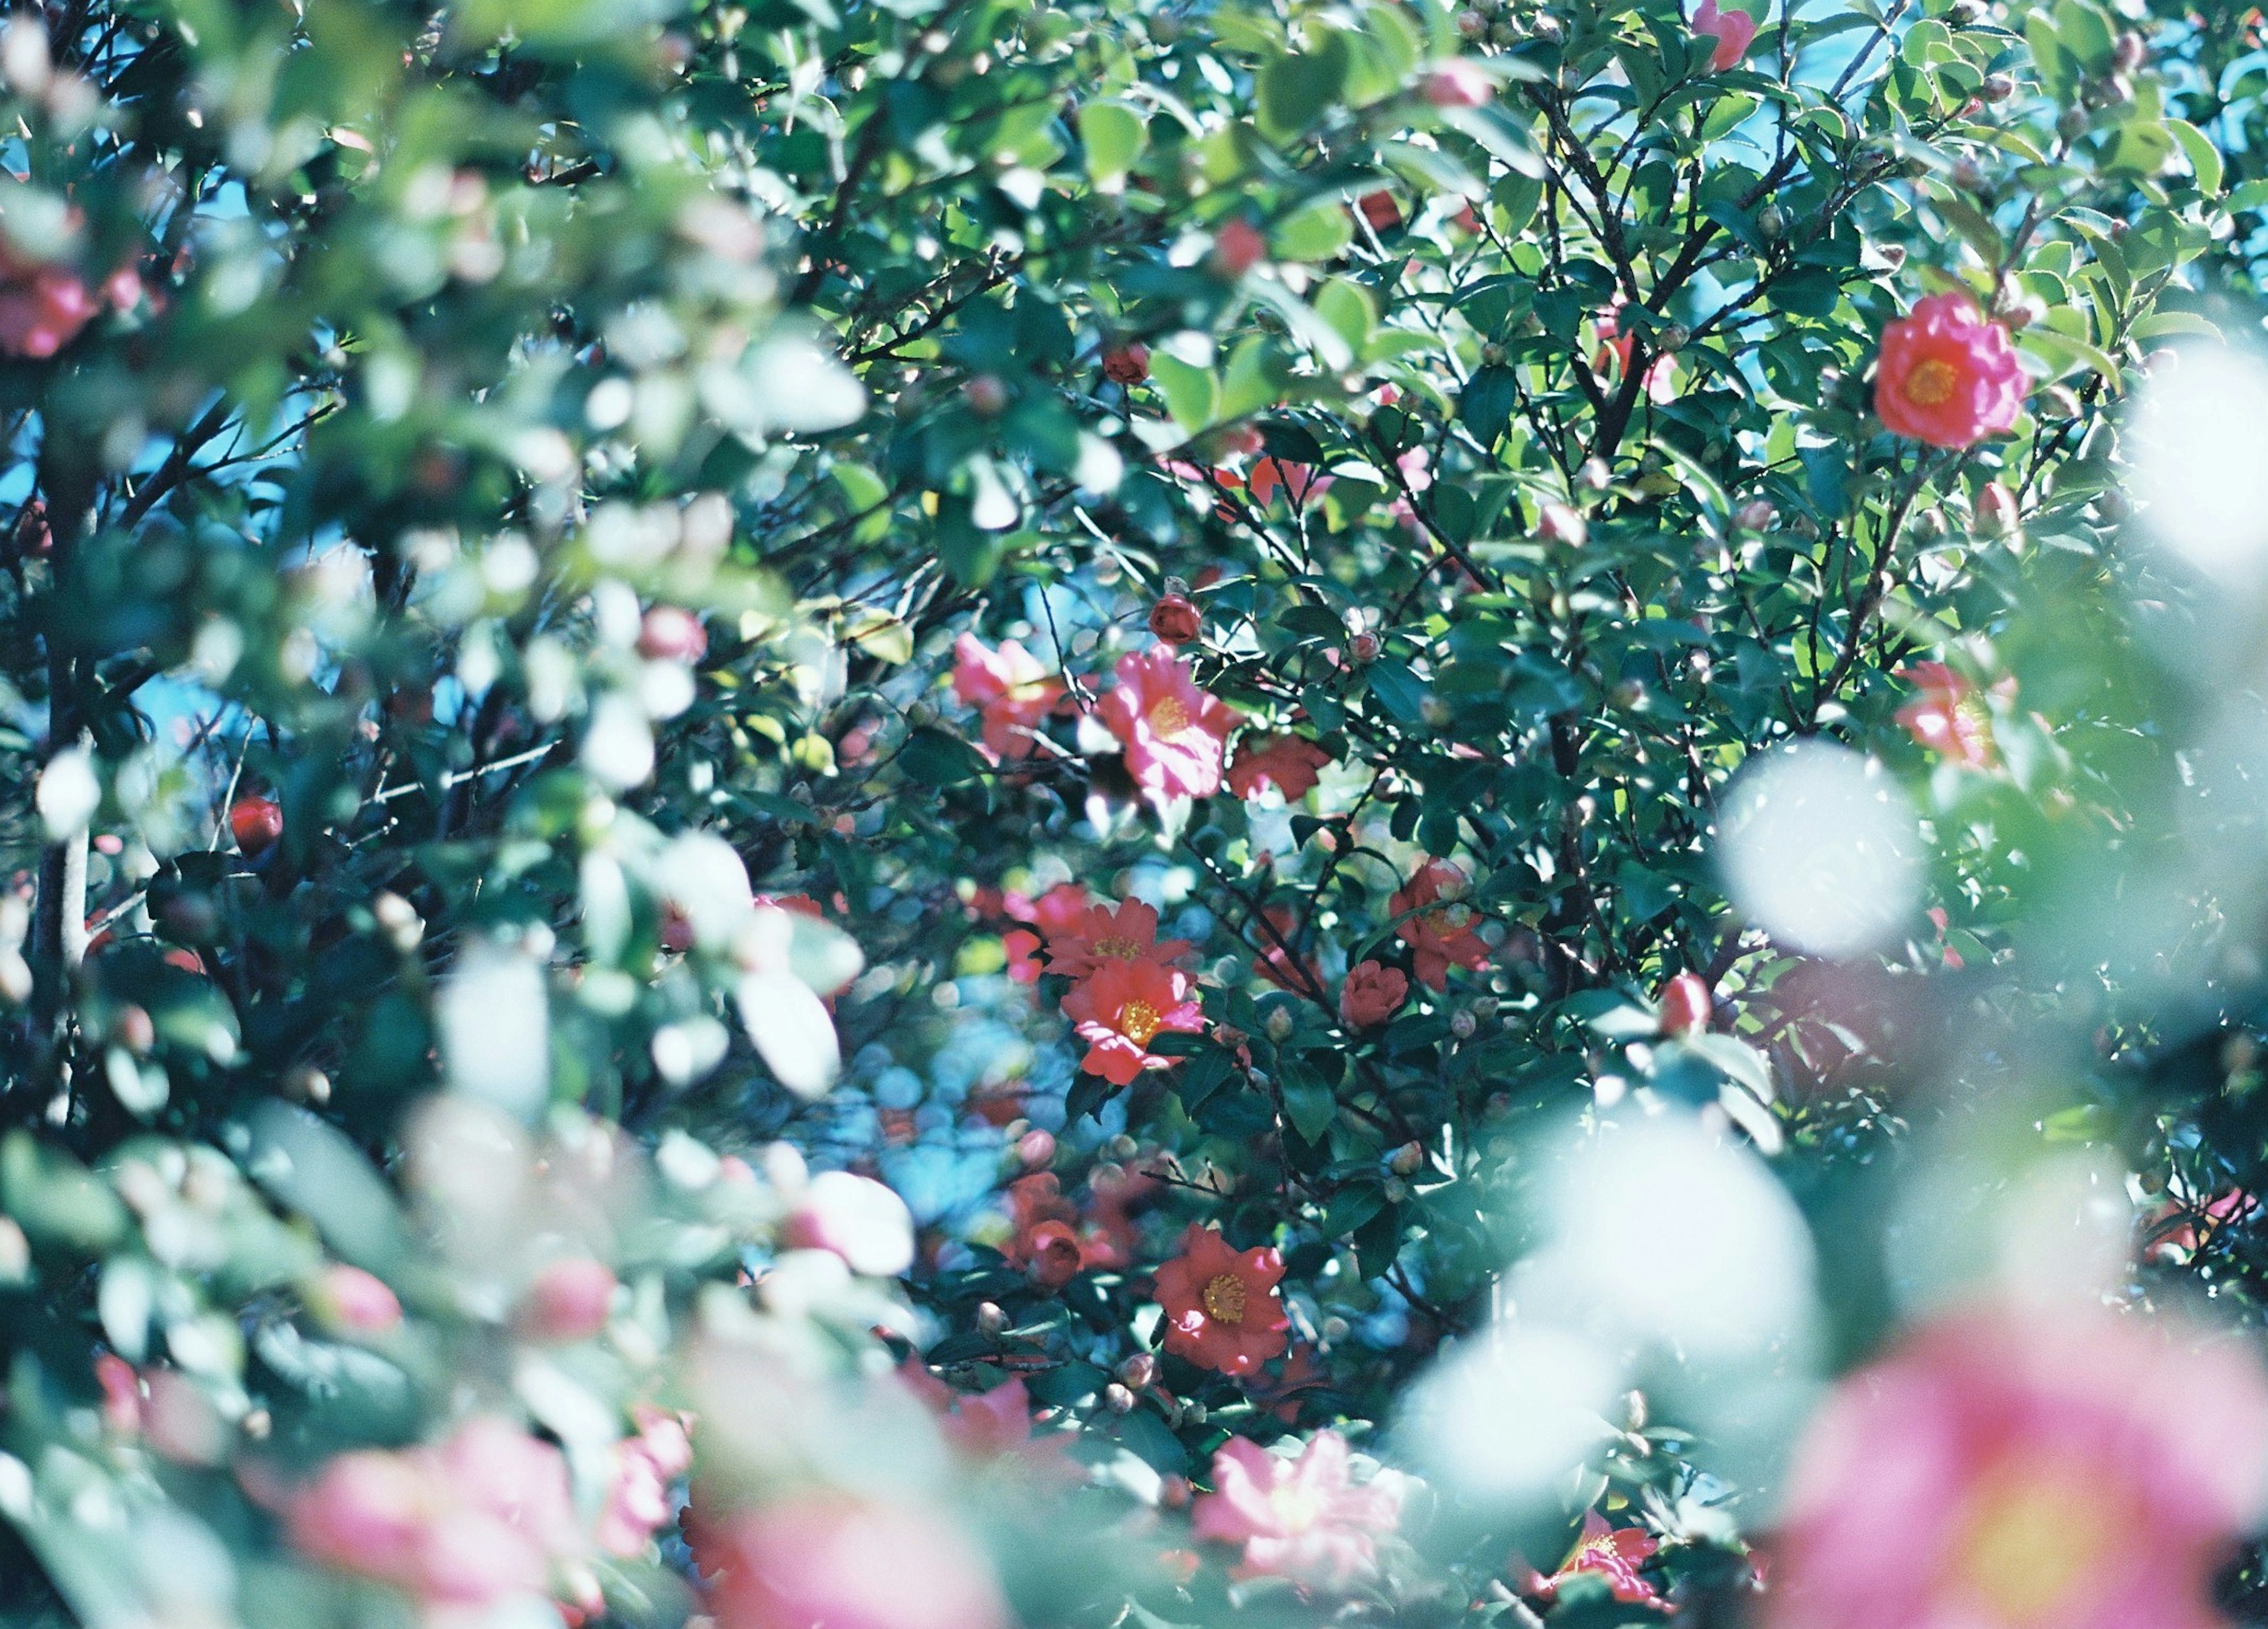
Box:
[1347,630,1382,665]
[638,605,709,663]
[1456,8,1487,35]
[1578,457,1611,491]
[1659,971,1713,1036]
[1018,1128,1057,1168]
[1213,1022,1249,1051]
[113,1004,154,1055]
[2112,30,2145,70]
[1102,344,1151,385]
[1536,501,1589,547]
[2057,105,2090,142]
[1265,1006,1295,1042]
[1389,1141,1424,1177]
[1450,1009,1478,1039]
[1974,481,2019,536]
[1148,593,1201,645]
[1656,322,1689,353]
[1103,1383,1136,1415]
[1982,73,2015,101]
[1734,498,1777,532]
[976,1301,1008,1335]
[1756,202,1786,240]
[1117,1353,1157,1389]
[963,374,1009,416]
[1208,219,1266,279]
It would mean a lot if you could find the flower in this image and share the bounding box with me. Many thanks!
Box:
[0,258,98,358]
[1103,344,1151,384]
[1210,219,1266,279]
[2146,1187,2260,1263]
[1763,1306,2268,1629]
[1357,190,1401,234]
[598,1408,695,1558]
[1154,1222,1291,1375]
[951,633,1065,761]
[1149,592,1203,644]
[1004,1172,1086,1286]
[1874,292,2026,449]
[1524,1511,1663,1607]
[705,1498,1009,1629]
[1592,299,1677,405]
[1246,457,1332,509]
[1340,961,1409,1029]
[1096,646,1243,802]
[1895,661,1996,769]
[1046,897,1193,982]
[312,1264,403,1335]
[1227,734,1333,802]
[1693,0,1759,70]
[1191,1432,1402,1585]
[1253,904,1322,995]
[1390,860,1491,991]
[516,1257,618,1342]
[1422,59,1494,107]
[1658,971,1713,1035]
[782,1169,917,1276]
[1061,957,1205,1086]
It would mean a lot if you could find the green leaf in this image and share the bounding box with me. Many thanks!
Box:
[900,725,988,786]
[2167,118,2224,194]
[1150,351,1220,431]
[1257,33,1353,144]
[1283,1077,1337,1142]
[1078,99,1147,188]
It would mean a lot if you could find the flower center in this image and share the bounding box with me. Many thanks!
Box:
[1201,1272,1247,1324]
[1117,998,1163,1047]
[1904,357,1960,407]
[1094,934,1142,961]
[1951,1468,2119,1627]
[1269,1483,1325,1533]
[1148,695,1191,737]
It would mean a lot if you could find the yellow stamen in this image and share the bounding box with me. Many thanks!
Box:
[1201,1272,1247,1324]
[1952,1469,2117,1627]
[1904,357,1960,407]
[1117,998,1163,1047]
[1148,695,1191,737]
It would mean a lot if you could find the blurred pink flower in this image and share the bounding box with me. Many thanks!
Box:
[1895,662,1997,770]
[1391,859,1490,991]
[315,1264,403,1335]
[782,1169,917,1276]
[1191,1431,1402,1586]
[705,1498,1009,1629]
[1227,734,1333,802]
[951,634,1065,761]
[598,1408,695,1558]
[517,1257,618,1342]
[0,265,97,358]
[1096,646,1243,802]
[1523,1511,1662,1607]
[1874,292,2026,449]
[1765,1307,2268,1629]
[1693,0,1759,70]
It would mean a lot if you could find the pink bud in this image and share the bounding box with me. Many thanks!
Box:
[1422,59,1494,107]
[782,1170,917,1278]
[317,1264,403,1335]
[517,1257,618,1342]
[1208,219,1266,279]
[1660,972,1713,1035]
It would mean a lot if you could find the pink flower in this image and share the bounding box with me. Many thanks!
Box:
[1060,956,1205,1086]
[1154,1223,1291,1376]
[1764,1307,2268,1629]
[598,1408,695,1558]
[1422,59,1495,107]
[1874,292,2026,449]
[517,1257,618,1342]
[783,1169,917,1276]
[1045,897,1194,982]
[1227,734,1333,802]
[705,1498,1010,1629]
[1524,1511,1663,1607]
[1390,859,1491,991]
[312,1264,403,1335]
[1658,971,1713,1035]
[1895,661,1997,769]
[1693,0,1759,70]
[0,266,96,358]
[1340,961,1409,1029]
[1191,1432,1403,1586]
[951,634,1065,761]
[1096,646,1243,802]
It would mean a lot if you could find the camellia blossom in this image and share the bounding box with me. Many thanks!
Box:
[1191,1431,1403,1585]
[1154,1223,1291,1375]
[1422,58,1494,107]
[1391,860,1491,991]
[1226,734,1334,802]
[598,1408,695,1558]
[1693,0,1758,70]
[1096,646,1243,802]
[1340,960,1410,1029]
[1895,662,1997,770]
[516,1257,618,1343]
[1658,971,1713,1036]
[951,633,1065,761]
[1045,897,1194,983]
[704,1497,1009,1629]
[1873,292,2026,449]
[1523,1511,1663,1607]
[1246,457,1333,510]
[1060,957,1205,1085]
[1764,1306,2268,1629]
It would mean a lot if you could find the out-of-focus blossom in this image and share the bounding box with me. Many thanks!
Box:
[1422,58,1495,107]
[1209,219,1266,279]
[1658,971,1713,1036]
[1191,1431,1403,1585]
[1357,190,1402,234]
[1874,292,2026,449]
[1227,734,1333,802]
[1060,957,1204,1086]
[1096,647,1243,802]
[1693,0,1759,70]
[1103,344,1151,385]
[1764,1307,2268,1629]
[313,1263,403,1335]
[951,634,1065,762]
[783,1169,917,1276]
[1252,904,1323,995]
[704,1497,1009,1629]
[1246,457,1332,509]
[517,1257,618,1342]
[598,1408,695,1558]
[1391,860,1490,991]
[1521,1511,1663,1607]
[1155,1223,1290,1375]
[1046,897,1193,983]
[0,238,101,359]
[1341,960,1409,1029]
[1895,662,1997,769]
[2145,1188,2260,1263]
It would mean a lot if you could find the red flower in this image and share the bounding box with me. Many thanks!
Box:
[1103,344,1151,385]
[1873,292,2026,449]
[1046,897,1192,983]
[1096,646,1243,802]
[1210,219,1266,278]
[1004,1172,1086,1286]
[1390,860,1490,991]
[1340,961,1409,1029]
[1191,1431,1402,1585]
[951,634,1065,761]
[1226,734,1333,802]
[1692,0,1758,70]
[1149,593,1203,645]
[1524,1511,1663,1607]
[1003,928,1046,983]
[1153,1223,1290,1375]
[1658,971,1713,1035]
[1895,661,1996,769]
[1246,457,1332,509]
[1060,957,1204,1086]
